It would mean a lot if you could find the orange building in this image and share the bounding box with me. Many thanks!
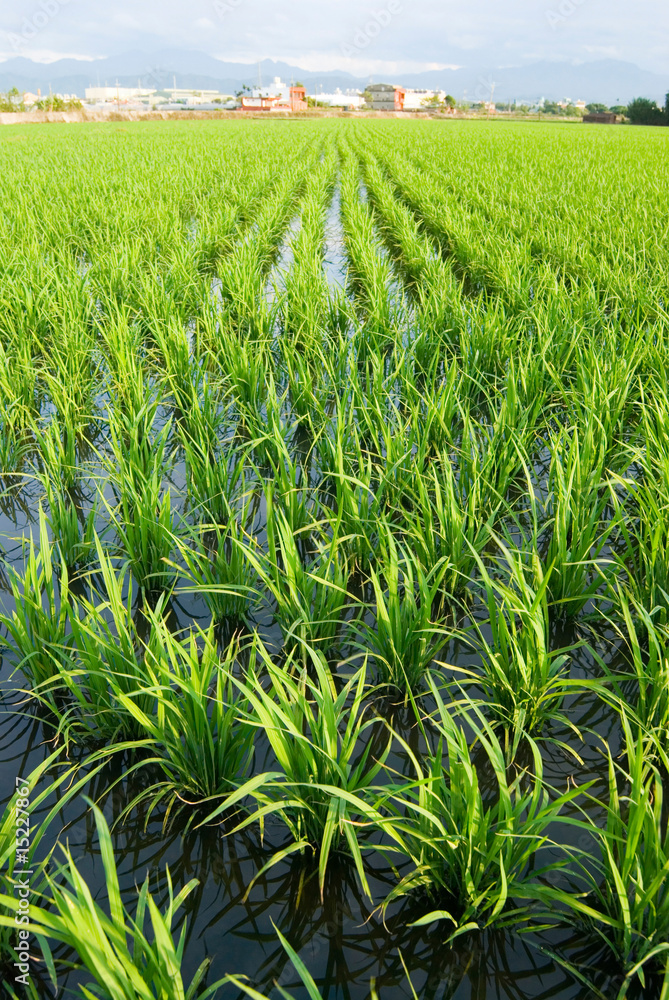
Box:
[240,84,308,113]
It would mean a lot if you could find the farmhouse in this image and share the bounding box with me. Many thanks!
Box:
[367,83,405,111]
[241,77,308,112]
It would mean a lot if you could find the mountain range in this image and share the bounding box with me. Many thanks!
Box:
[0,50,667,105]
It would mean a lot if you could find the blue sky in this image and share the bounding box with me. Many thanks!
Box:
[2,0,667,74]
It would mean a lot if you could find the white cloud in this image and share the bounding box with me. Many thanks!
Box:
[214,51,461,76]
[0,50,97,63]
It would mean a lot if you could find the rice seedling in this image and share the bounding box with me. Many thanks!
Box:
[595,589,669,757]
[0,750,116,985]
[404,457,495,603]
[537,426,616,618]
[0,801,231,1000]
[41,478,99,571]
[103,405,178,594]
[244,498,352,656]
[356,525,451,691]
[43,538,165,742]
[530,719,669,999]
[175,519,258,626]
[375,683,587,938]
[0,508,72,691]
[461,540,582,748]
[200,642,390,898]
[34,417,79,493]
[112,619,256,828]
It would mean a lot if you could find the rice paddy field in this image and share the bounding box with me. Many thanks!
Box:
[1,116,669,1000]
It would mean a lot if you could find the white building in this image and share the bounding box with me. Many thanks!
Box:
[308,88,364,109]
[85,86,155,101]
[253,77,290,101]
[403,88,447,110]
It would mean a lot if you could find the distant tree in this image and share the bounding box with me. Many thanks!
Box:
[610,105,628,116]
[294,81,304,88]
[586,102,609,113]
[362,89,374,108]
[0,86,25,112]
[626,97,665,125]
[543,101,560,115]
[564,104,581,117]
[665,92,669,123]
[444,94,456,109]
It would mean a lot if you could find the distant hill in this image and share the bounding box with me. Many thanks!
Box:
[0,51,667,105]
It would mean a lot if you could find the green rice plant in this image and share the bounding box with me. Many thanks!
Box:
[200,644,389,898]
[0,801,230,1000]
[595,589,669,758]
[182,435,248,527]
[316,407,383,571]
[109,484,176,595]
[405,458,495,602]
[40,318,98,436]
[610,402,669,623]
[538,426,615,618]
[282,346,325,427]
[34,416,79,492]
[339,151,398,337]
[175,374,224,460]
[0,340,39,429]
[357,526,451,691]
[0,403,32,479]
[0,508,72,691]
[266,439,314,535]
[151,320,198,413]
[98,312,150,417]
[105,399,171,493]
[462,540,580,747]
[0,751,113,979]
[375,684,588,938]
[104,404,177,593]
[243,497,352,656]
[112,619,256,828]
[531,720,669,999]
[41,478,99,571]
[611,475,669,625]
[174,519,258,626]
[46,538,164,742]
